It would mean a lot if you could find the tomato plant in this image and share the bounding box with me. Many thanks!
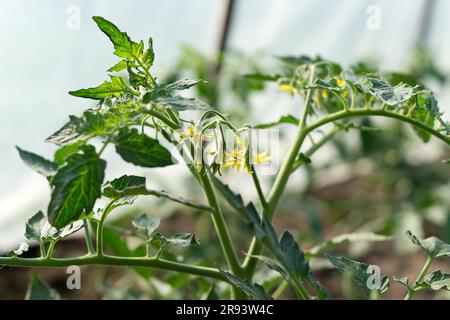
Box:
[1,16,449,300]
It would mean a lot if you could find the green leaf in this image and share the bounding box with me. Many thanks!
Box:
[25,273,61,300]
[412,92,441,142]
[132,214,161,238]
[277,55,319,66]
[244,204,309,278]
[419,270,450,291]
[46,118,85,146]
[103,175,147,198]
[69,76,137,100]
[164,233,200,248]
[244,73,280,82]
[54,141,85,165]
[48,145,106,228]
[8,242,29,257]
[212,177,252,220]
[254,114,299,129]
[107,60,128,72]
[219,269,272,300]
[203,284,220,300]
[243,203,329,298]
[114,128,175,168]
[308,79,341,92]
[92,16,142,61]
[306,232,392,258]
[47,110,111,146]
[347,73,421,106]
[103,175,212,211]
[393,276,410,289]
[155,96,209,111]
[25,211,82,241]
[406,230,450,259]
[16,146,58,177]
[166,79,205,91]
[326,255,389,295]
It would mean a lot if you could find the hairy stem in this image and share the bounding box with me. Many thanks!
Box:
[251,166,268,211]
[405,256,434,300]
[96,199,118,257]
[83,220,95,255]
[306,109,449,145]
[243,65,316,278]
[199,172,245,299]
[0,255,225,281]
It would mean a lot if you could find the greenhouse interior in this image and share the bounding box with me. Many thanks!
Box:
[0,0,449,304]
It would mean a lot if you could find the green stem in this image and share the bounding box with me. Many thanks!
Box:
[272,280,289,299]
[306,109,449,145]
[0,255,225,281]
[39,241,46,258]
[251,166,268,212]
[46,241,56,259]
[144,109,181,130]
[199,172,245,299]
[242,65,316,277]
[96,199,118,257]
[405,256,434,300]
[291,126,341,172]
[199,173,243,276]
[83,220,95,255]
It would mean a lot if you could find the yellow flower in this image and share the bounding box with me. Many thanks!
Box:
[337,79,346,88]
[322,90,329,99]
[254,149,272,164]
[196,162,203,172]
[179,125,214,141]
[279,84,298,96]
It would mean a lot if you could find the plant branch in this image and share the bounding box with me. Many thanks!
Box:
[242,65,316,277]
[405,256,434,300]
[0,255,225,281]
[306,109,449,145]
[83,220,95,255]
[199,173,243,277]
[96,199,118,257]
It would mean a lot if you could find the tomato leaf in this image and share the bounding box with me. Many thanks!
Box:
[132,214,161,238]
[16,146,58,177]
[326,255,389,295]
[219,269,272,300]
[25,211,82,241]
[114,128,175,168]
[419,270,450,291]
[407,230,450,259]
[8,242,29,257]
[48,145,106,228]
[69,76,137,100]
[25,273,61,300]
[254,115,299,129]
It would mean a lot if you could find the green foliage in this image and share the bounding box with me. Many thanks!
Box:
[419,270,450,291]
[326,255,389,295]
[114,128,175,168]
[48,145,106,228]
[132,214,161,238]
[3,15,449,301]
[25,211,81,241]
[407,230,450,258]
[8,242,29,257]
[25,273,61,300]
[69,76,139,100]
[16,146,58,177]
[219,270,272,300]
